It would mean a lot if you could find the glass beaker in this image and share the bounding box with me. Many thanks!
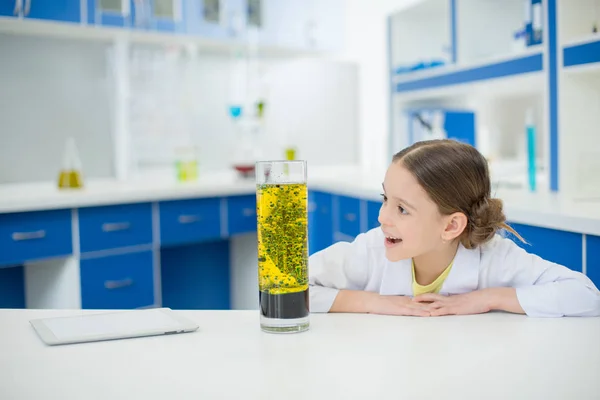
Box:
[255,160,310,333]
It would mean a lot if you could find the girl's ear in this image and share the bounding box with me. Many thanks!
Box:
[442,212,468,242]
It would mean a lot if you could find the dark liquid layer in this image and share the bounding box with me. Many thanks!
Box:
[259,289,309,319]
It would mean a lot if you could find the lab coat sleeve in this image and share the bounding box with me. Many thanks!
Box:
[489,236,600,317]
[309,230,376,313]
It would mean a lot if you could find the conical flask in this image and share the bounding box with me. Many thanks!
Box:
[57,137,84,189]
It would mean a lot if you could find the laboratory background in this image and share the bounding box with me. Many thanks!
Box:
[0,0,599,312]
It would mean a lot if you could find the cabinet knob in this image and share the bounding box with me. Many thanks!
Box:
[344,213,357,222]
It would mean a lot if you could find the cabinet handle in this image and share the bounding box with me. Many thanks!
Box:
[242,208,255,217]
[104,278,133,290]
[178,214,201,224]
[12,230,46,241]
[13,0,22,15]
[24,0,30,16]
[102,222,131,232]
[344,213,357,222]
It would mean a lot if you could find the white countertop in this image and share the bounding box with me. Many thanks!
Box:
[1,309,599,400]
[1,167,600,235]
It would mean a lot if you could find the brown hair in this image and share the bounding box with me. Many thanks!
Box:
[393,139,523,249]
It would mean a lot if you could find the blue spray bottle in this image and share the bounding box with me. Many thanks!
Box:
[525,108,536,191]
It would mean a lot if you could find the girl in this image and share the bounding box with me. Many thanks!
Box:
[308,139,600,317]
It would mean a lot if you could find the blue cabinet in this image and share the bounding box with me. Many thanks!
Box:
[87,0,131,27]
[0,266,25,309]
[159,197,222,247]
[506,222,583,272]
[407,109,476,148]
[80,250,155,309]
[78,203,153,253]
[25,0,81,23]
[161,240,230,310]
[0,209,72,267]
[133,0,185,32]
[0,0,18,17]
[227,195,257,236]
[367,200,382,231]
[185,0,246,40]
[335,195,361,241]
[586,235,600,289]
[308,191,333,255]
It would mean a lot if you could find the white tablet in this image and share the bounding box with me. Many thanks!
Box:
[30,308,199,346]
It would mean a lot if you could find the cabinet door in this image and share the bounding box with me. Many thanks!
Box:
[506,223,583,272]
[81,250,155,309]
[25,0,81,23]
[0,0,19,17]
[161,240,230,310]
[186,0,245,40]
[586,235,600,289]
[308,191,333,255]
[0,266,25,309]
[147,0,184,32]
[87,0,130,27]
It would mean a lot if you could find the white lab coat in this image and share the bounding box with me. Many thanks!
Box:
[308,227,600,317]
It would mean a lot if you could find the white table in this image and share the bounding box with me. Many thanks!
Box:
[1,309,599,400]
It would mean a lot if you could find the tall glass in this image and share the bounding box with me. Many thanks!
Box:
[255,160,309,333]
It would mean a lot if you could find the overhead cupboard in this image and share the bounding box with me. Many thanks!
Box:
[0,0,345,53]
[389,0,600,199]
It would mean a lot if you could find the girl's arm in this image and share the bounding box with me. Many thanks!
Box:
[489,237,600,317]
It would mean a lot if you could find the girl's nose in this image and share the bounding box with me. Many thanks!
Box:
[378,203,391,226]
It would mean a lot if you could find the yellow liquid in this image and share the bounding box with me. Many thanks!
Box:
[256,183,308,295]
[58,170,84,189]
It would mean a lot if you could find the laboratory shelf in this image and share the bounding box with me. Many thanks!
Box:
[393,50,543,101]
[563,36,600,69]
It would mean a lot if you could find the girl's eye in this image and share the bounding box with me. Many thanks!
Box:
[398,206,408,215]
[380,193,387,202]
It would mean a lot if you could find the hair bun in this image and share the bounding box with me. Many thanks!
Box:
[464,197,506,248]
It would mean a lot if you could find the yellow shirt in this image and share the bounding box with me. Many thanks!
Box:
[411,259,453,297]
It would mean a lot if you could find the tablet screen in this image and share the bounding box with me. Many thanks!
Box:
[42,309,188,341]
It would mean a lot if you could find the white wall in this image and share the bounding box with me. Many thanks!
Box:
[337,0,423,178]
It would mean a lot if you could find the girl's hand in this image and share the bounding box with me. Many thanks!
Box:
[412,290,493,316]
[370,295,431,317]
[412,288,525,316]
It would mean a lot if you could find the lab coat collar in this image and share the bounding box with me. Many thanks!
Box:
[378,243,481,296]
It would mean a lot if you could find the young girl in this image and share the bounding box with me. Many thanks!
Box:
[308,139,600,318]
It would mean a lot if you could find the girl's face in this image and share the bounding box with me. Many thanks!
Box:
[378,162,450,262]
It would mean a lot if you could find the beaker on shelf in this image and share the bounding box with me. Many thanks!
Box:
[255,160,309,334]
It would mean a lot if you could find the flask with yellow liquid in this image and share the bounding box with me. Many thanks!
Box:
[255,160,309,333]
[57,137,84,189]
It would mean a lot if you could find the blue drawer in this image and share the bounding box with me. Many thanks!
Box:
[506,222,583,272]
[227,195,257,235]
[81,250,155,309]
[367,200,382,231]
[79,203,153,253]
[0,209,72,267]
[159,197,222,247]
[336,195,361,238]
